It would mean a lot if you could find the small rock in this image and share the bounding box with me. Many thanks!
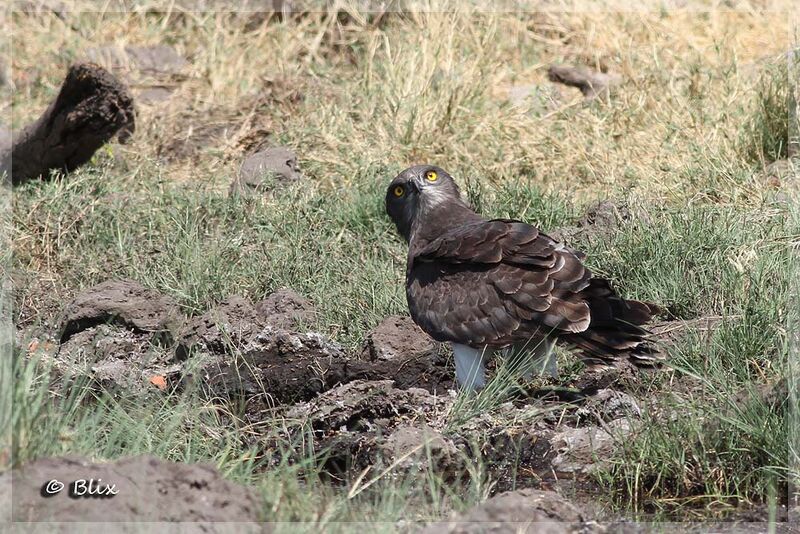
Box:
[137,86,174,104]
[84,44,189,76]
[231,147,302,194]
[2,455,262,526]
[547,64,621,100]
[58,279,183,345]
[574,388,642,423]
[361,315,436,361]
[178,301,451,409]
[174,295,261,361]
[420,488,588,534]
[254,287,316,330]
[550,418,632,475]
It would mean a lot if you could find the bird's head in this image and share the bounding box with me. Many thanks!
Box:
[385,164,465,242]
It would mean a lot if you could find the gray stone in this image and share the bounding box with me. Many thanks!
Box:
[550,418,632,475]
[84,44,189,76]
[231,147,302,194]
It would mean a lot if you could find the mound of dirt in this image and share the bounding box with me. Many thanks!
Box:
[178,305,452,409]
[255,287,317,330]
[204,331,452,408]
[175,289,317,360]
[361,315,438,362]
[3,455,262,528]
[287,379,442,433]
[56,324,178,395]
[58,279,182,345]
[274,374,641,487]
[548,200,633,247]
[281,379,454,476]
[191,327,349,407]
[174,295,264,361]
[5,62,136,184]
[419,488,594,534]
[45,283,454,410]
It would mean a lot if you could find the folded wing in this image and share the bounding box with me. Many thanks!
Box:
[407,219,659,364]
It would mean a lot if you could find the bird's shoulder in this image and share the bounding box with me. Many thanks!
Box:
[410,217,572,266]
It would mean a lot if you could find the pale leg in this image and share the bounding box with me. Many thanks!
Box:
[531,337,557,378]
[452,343,487,392]
[506,338,558,380]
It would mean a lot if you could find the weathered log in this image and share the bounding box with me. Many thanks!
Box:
[1,62,135,185]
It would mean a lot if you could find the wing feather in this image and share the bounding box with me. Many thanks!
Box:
[407,219,592,347]
[406,218,659,364]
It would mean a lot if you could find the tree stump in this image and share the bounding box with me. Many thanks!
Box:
[1,62,135,185]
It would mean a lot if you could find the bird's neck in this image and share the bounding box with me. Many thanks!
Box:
[409,198,482,245]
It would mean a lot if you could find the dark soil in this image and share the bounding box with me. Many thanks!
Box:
[18,272,762,529]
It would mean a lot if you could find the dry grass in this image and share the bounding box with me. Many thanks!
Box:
[8,3,792,198]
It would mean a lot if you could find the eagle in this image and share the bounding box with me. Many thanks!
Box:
[385,164,660,391]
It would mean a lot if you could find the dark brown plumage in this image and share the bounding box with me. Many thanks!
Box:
[386,165,660,389]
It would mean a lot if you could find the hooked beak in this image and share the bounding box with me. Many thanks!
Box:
[412,176,427,192]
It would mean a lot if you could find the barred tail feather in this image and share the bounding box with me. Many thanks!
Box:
[559,278,663,366]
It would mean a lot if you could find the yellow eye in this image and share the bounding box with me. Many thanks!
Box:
[393,185,405,197]
[425,170,438,181]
